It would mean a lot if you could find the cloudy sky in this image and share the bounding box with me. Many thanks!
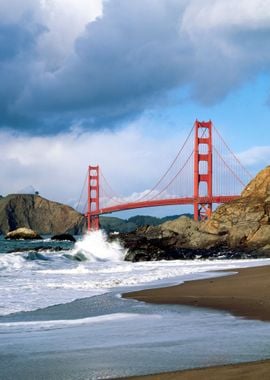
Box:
[1,0,270,217]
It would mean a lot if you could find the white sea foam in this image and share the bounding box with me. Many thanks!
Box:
[0,313,151,332]
[0,253,36,271]
[0,231,270,316]
[71,230,125,262]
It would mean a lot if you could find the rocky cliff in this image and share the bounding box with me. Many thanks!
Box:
[120,166,270,261]
[200,165,270,254]
[0,194,85,235]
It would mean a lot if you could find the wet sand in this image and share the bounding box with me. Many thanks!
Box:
[122,265,270,380]
[118,359,270,380]
[123,265,270,322]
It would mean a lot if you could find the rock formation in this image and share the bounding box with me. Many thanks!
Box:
[120,166,270,261]
[5,227,42,240]
[0,194,85,235]
[51,234,76,242]
[201,166,270,254]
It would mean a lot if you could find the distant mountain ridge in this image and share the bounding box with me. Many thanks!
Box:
[100,214,192,233]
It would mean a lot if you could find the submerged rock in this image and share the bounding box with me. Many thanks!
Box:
[51,233,76,242]
[5,227,42,240]
[124,246,257,262]
[64,252,87,261]
[25,252,50,261]
[7,246,70,253]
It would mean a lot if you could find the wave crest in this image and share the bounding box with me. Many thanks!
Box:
[70,230,125,262]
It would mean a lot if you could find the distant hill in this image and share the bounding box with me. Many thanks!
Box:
[100,214,192,233]
[0,194,85,235]
[100,216,137,233]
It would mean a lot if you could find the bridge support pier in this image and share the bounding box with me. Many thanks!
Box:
[193,120,213,221]
[86,165,100,231]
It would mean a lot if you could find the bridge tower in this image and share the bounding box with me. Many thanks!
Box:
[193,120,213,221]
[86,165,100,231]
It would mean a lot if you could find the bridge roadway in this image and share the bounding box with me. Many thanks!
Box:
[92,195,239,216]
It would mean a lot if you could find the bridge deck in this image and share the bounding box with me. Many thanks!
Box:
[91,195,239,215]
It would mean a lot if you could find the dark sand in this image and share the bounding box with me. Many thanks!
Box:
[121,265,270,380]
[118,359,270,380]
[124,265,270,322]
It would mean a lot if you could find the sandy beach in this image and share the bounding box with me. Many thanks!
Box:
[124,265,270,322]
[122,265,270,379]
[118,359,270,380]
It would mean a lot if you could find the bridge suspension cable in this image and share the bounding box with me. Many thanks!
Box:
[75,170,88,213]
[81,120,252,229]
[213,126,252,178]
[132,126,194,202]
[212,126,252,197]
[148,150,194,200]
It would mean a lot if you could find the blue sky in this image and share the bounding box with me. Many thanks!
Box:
[1,0,270,217]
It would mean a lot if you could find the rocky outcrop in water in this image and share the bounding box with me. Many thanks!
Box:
[51,234,76,242]
[120,166,270,261]
[0,194,85,235]
[120,221,257,262]
[5,227,42,240]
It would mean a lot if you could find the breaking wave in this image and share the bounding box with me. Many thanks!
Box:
[70,230,126,262]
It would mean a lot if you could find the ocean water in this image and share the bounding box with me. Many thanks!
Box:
[0,231,270,379]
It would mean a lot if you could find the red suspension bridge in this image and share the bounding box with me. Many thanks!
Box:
[77,120,251,230]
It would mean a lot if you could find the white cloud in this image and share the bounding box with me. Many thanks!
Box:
[0,0,102,69]
[0,119,190,210]
[237,146,270,167]
[38,0,103,69]
[182,0,270,33]
[103,189,179,209]
[3,0,270,132]
[0,0,38,23]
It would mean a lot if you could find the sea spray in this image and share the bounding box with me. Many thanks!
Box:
[71,230,126,262]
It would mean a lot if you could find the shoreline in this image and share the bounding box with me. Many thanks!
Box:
[123,265,270,322]
[121,264,270,380]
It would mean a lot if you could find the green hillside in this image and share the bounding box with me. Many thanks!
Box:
[100,214,192,233]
